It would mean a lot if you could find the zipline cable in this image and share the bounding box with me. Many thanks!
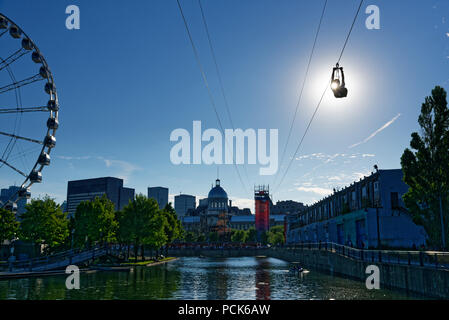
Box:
[273,0,364,195]
[337,0,364,64]
[274,84,329,193]
[197,0,252,187]
[273,0,328,188]
[176,0,249,195]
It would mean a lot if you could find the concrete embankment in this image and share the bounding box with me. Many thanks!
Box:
[0,268,98,280]
[168,248,449,299]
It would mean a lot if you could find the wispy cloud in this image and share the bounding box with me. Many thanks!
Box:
[57,155,92,160]
[297,186,332,197]
[56,155,141,183]
[348,113,401,149]
[295,152,373,163]
[100,158,141,183]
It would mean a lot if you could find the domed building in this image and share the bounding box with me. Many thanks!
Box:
[204,179,230,236]
[181,178,253,237]
[207,179,228,213]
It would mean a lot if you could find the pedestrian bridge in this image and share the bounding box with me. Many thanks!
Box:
[0,246,108,273]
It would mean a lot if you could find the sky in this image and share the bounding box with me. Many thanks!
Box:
[1,0,448,213]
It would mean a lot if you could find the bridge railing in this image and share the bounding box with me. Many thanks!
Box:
[0,245,108,272]
[281,242,449,269]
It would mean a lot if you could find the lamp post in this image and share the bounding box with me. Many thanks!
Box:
[376,204,381,249]
[8,239,16,272]
[71,229,75,250]
[374,165,381,249]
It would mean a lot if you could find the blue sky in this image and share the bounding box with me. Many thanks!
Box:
[1,0,448,212]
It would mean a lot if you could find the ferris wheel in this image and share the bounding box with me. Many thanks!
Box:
[0,13,59,212]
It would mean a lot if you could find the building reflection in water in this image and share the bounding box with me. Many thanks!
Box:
[255,258,271,300]
[207,259,228,299]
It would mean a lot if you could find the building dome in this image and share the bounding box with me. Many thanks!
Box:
[208,179,228,199]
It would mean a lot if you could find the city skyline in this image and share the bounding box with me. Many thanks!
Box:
[1,1,449,212]
[1,1,449,303]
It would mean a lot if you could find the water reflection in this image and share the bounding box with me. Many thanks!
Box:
[0,257,419,300]
[206,258,228,299]
[255,257,271,300]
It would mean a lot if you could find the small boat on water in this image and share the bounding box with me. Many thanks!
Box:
[289,265,307,274]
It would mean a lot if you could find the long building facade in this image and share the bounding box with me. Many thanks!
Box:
[286,169,427,249]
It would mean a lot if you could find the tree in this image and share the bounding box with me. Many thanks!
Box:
[245,227,257,243]
[0,208,19,244]
[401,86,449,249]
[161,203,183,243]
[147,210,168,257]
[231,229,246,243]
[267,226,285,245]
[20,196,69,253]
[73,195,117,248]
[115,210,130,257]
[120,195,167,261]
[197,234,206,242]
[184,231,197,242]
[208,232,219,243]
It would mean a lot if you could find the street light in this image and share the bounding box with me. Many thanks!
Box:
[71,229,75,251]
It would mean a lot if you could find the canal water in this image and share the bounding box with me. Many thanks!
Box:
[0,257,419,300]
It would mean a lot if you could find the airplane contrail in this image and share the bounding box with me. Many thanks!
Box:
[349,113,401,149]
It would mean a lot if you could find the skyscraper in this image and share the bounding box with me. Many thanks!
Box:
[0,186,28,215]
[174,194,195,217]
[66,177,135,217]
[148,186,169,209]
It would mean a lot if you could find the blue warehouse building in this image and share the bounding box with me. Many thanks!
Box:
[286,169,427,249]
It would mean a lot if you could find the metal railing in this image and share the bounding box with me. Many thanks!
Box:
[0,245,108,273]
[280,242,449,269]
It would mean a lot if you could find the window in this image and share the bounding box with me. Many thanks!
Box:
[391,192,399,209]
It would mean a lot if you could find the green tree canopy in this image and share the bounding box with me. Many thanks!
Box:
[184,231,197,242]
[161,203,183,243]
[208,232,219,242]
[231,229,247,243]
[73,195,117,248]
[20,196,69,253]
[246,227,257,243]
[267,226,285,245]
[120,194,168,259]
[197,234,206,242]
[147,210,168,250]
[401,86,449,249]
[0,208,19,244]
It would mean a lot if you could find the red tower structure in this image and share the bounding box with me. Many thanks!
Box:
[255,185,270,241]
